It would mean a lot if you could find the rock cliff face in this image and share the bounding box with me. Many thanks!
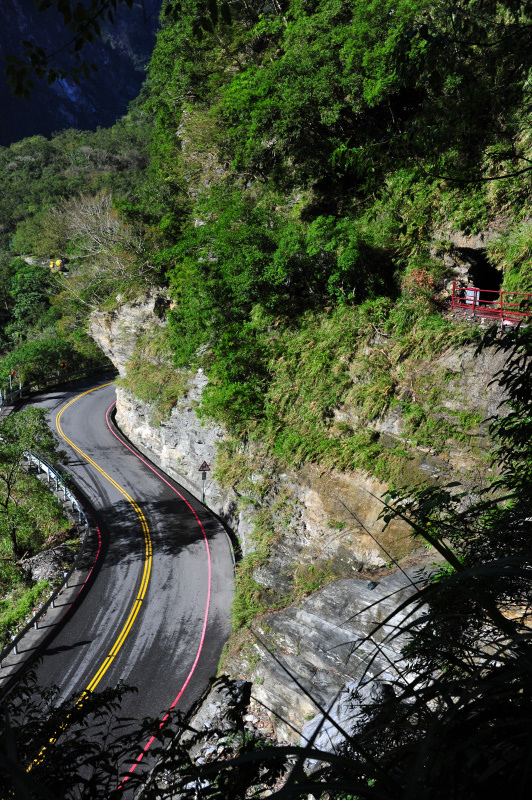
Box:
[248,569,424,744]
[88,290,507,741]
[89,291,506,560]
[90,295,421,573]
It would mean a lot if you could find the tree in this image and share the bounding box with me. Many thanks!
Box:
[0,669,157,799]
[56,191,157,308]
[0,335,78,387]
[8,259,56,329]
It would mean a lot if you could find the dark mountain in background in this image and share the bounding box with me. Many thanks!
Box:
[0,0,161,146]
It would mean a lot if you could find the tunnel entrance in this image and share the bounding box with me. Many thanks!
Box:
[456,247,502,303]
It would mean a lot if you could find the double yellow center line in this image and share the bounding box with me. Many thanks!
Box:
[56,384,153,692]
[29,383,152,769]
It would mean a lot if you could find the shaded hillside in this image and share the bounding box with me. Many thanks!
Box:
[0,0,161,146]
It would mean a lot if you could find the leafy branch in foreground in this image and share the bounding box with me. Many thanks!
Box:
[0,668,162,799]
[5,0,139,98]
[5,0,231,99]
[2,329,532,798]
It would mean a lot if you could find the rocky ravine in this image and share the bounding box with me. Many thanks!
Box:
[89,291,506,743]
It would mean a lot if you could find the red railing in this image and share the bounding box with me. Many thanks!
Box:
[451,282,532,325]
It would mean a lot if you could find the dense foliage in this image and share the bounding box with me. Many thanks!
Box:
[0,107,156,382]
[6,1,532,446]
[0,408,70,639]
[2,327,532,799]
[2,2,532,798]
[135,0,532,469]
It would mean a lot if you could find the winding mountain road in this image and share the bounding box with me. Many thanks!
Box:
[26,377,234,787]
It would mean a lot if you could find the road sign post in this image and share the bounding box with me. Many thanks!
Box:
[198,461,210,504]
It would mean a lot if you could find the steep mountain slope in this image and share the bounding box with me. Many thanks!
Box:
[89,288,509,738]
[2,3,532,791]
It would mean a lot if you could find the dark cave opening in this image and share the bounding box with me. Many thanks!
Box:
[457,247,502,303]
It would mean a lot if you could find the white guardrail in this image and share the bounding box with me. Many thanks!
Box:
[0,451,92,668]
[0,362,117,668]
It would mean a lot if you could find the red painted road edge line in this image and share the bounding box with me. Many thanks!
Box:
[104,403,213,789]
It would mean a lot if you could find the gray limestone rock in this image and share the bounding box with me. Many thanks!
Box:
[301,678,396,754]
[88,292,509,744]
[178,677,251,759]
[249,568,426,743]
[88,293,508,575]
[20,544,74,584]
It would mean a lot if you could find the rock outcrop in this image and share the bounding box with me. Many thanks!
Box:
[89,293,415,567]
[20,544,74,584]
[228,567,426,743]
[88,290,507,740]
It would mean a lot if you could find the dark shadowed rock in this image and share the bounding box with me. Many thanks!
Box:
[0,0,161,146]
[179,677,252,759]
[301,678,396,754]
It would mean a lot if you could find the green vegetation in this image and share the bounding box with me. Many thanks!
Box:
[0,109,154,385]
[231,553,273,629]
[141,0,529,484]
[0,408,71,639]
[488,222,532,292]
[0,580,51,639]
[2,0,530,641]
[148,325,532,799]
[292,561,336,596]
[2,1,532,797]
[116,325,194,422]
[3,0,528,478]
[5,323,531,800]
[231,507,287,629]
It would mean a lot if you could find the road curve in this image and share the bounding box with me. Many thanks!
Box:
[28,378,234,785]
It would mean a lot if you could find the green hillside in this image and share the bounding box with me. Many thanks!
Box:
[2,3,532,795]
[5,0,532,470]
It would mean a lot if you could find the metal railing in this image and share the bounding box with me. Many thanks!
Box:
[0,451,92,669]
[451,282,532,325]
[0,362,116,408]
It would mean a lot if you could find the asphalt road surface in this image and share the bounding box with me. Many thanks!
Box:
[26,377,235,791]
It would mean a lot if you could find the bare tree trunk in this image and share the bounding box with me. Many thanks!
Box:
[9,522,20,560]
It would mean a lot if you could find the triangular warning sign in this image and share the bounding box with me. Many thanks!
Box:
[198,461,210,471]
